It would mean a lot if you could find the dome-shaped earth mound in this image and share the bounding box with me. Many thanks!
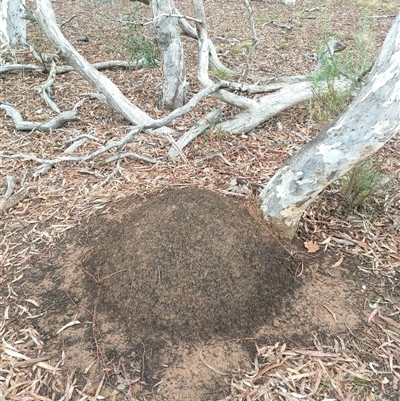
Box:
[82,188,297,341]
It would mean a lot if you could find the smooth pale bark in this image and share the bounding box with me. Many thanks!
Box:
[0,0,26,45]
[27,0,153,125]
[219,79,350,134]
[259,13,400,239]
[192,0,257,110]
[1,104,79,131]
[151,0,186,110]
[168,108,221,157]
[0,60,146,74]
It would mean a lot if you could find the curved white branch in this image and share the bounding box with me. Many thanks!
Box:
[1,104,79,131]
[26,0,154,125]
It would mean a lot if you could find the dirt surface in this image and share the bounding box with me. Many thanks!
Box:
[22,188,371,400]
[1,1,400,400]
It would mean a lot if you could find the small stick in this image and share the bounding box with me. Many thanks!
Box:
[323,305,337,322]
[141,342,146,383]
[199,352,229,376]
[12,354,56,368]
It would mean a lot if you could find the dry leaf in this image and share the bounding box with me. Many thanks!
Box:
[331,254,344,268]
[304,241,320,253]
[56,320,81,334]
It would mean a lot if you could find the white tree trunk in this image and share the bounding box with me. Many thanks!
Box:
[0,0,26,45]
[151,0,186,110]
[259,13,400,239]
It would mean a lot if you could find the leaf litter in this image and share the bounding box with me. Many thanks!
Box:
[1,0,400,400]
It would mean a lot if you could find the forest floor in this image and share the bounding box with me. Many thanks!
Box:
[1,0,400,400]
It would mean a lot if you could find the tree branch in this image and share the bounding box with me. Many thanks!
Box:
[0,60,149,75]
[1,104,79,131]
[25,0,154,125]
[0,176,31,214]
[168,108,221,157]
[0,82,225,175]
[36,59,60,112]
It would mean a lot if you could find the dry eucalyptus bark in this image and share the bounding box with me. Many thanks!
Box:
[260,13,400,239]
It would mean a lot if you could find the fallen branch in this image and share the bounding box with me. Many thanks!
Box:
[219,78,351,134]
[168,108,221,158]
[1,103,79,131]
[36,59,60,112]
[104,152,157,164]
[0,176,31,214]
[0,59,149,75]
[0,82,225,175]
[24,1,154,125]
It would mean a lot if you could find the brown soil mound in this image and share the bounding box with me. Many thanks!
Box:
[20,188,368,400]
[81,188,297,341]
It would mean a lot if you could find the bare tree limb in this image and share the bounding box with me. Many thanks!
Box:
[192,0,256,110]
[24,0,154,125]
[36,59,60,112]
[1,103,80,131]
[0,82,225,175]
[105,152,157,164]
[168,108,221,157]
[0,176,31,214]
[0,60,149,75]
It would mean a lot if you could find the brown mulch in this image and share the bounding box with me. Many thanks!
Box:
[1,0,400,400]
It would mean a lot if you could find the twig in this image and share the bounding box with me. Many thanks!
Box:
[370,15,397,19]
[105,152,157,165]
[93,161,123,188]
[12,354,56,368]
[263,20,293,30]
[141,342,146,384]
[165,133,189,164]
[60,14,76,28]
[168,108,221,157]
[91,292,107,366]
[146,12,203,26]
[79,258,127,284]
[197,152,233,166]
[323,305,338,322]
[65,133,99,143]
[199,352,230,376]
